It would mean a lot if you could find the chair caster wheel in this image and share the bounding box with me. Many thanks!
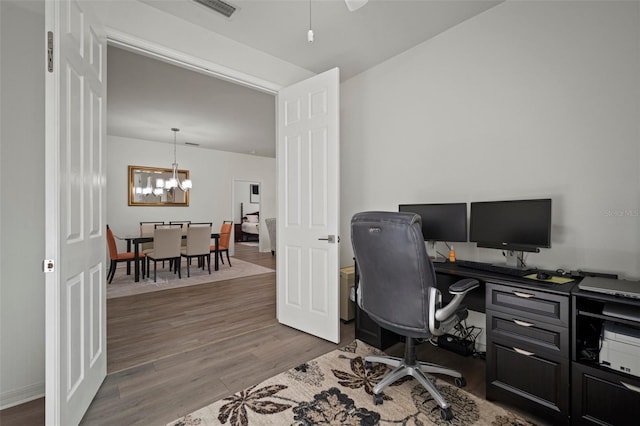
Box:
[454,377,466,388]
[373,393,383,405]
[364,361,373,370]
[439,407,453,420]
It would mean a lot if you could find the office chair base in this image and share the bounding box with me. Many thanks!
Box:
[364,339,464,420]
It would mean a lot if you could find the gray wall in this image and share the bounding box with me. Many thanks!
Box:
[0,0,46,409]
[340,0,640,280]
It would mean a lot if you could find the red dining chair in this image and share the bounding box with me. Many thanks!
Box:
[210,221,233,267]
[107,225,145,284]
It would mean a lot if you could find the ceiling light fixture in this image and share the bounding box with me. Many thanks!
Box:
[158,128,192,193]
[307,0,314,43]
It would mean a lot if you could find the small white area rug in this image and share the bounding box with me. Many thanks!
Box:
[238,242,259,247]
[107,258,274,299]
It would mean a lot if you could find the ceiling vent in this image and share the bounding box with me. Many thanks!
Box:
[193,0,237,18]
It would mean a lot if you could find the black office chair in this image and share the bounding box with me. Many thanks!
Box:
[351,211,479,420]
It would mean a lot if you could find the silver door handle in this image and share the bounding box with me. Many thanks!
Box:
[318,235,339,243]
[513,291,534,299]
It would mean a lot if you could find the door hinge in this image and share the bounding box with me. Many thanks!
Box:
[47,31,53,73]
[43,259,55,273]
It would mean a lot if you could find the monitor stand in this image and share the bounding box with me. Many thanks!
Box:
[426,241,446,263]
[503,250,525,269]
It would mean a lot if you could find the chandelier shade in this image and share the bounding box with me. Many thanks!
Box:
[166,127,192,192]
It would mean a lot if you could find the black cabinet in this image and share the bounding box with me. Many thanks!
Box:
[572,289,640,424]
[486,282,572,424]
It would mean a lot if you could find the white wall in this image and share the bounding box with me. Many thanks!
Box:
[107,136,275,254]
[0,0,46,409]
[340,0,640,282]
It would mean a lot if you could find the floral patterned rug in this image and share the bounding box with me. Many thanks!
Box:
[168,340,536,426]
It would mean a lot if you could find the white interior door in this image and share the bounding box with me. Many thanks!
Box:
[45,0,107,424]
[276,68,340,344]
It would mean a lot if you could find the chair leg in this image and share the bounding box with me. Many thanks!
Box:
[225,250,231,267]
[219,251,224,265]
[176,257,181,279]
[207,254,211,274]
[186,256,190,277]
[153,261,157,283]
[108,260,116,283]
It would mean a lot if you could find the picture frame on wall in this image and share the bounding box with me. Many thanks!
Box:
[250,184,260,204]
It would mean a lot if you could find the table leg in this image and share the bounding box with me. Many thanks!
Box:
[214,235,219,271]
[134,242,140,282]
[126,240,132,275]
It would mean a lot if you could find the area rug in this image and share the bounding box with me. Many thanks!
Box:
[107,258,274,299]
[238,242,259,247]
[168,340,536,426]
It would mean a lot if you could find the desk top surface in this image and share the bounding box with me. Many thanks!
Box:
[435,262,578,296]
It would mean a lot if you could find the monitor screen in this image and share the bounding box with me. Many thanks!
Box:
[469,198,552,252]
[398,203,467,242]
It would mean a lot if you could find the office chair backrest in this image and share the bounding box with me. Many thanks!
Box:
[351,211,437,338]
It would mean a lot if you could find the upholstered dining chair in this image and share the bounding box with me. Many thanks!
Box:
[145,226,183,282]
[170,220,191,249]
[107,225,144,284]
[351,211,479,420]
[181,222,212,277]
[210,221,233,267]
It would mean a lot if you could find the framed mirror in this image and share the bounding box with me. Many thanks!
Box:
[128,165,190,206]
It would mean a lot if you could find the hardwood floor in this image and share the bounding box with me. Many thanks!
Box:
[0,244,355,426]
[4,244,538,425]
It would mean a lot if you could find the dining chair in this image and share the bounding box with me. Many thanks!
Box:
[107,225,145,283]
[170,220,191,249]
[210,221,233,267]
[151,223,184,271]
[140,221,164,265]
[181,222,212,277]
[145,227,183,282]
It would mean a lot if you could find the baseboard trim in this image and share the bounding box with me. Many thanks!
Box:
[0,381,45,410]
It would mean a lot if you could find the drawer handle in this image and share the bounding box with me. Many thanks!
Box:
[513,319,535,327]
[513,347,535,356]
[513,291,534,299]
[621,381,640,394]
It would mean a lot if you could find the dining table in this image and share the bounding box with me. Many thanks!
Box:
[124,233,220,282]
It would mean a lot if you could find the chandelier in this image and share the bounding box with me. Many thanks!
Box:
[153,128,192,195]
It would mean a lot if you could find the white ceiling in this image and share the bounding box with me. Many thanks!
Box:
[107,0,502,157]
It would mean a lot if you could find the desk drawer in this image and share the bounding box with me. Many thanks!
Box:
[487,310,568,357]
[486,283,569,327]
[487,337,569,423]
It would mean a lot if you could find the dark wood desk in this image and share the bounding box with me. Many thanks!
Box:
[125,233,220,282]
[354,260,578,424]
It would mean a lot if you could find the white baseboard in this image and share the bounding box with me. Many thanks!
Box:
[0,381,45,410]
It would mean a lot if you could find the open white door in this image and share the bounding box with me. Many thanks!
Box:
[45,0,107,424]
[276,68,340,344]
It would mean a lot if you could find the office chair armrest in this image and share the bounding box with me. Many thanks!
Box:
[434,278,479,322]
[448,278,479,295]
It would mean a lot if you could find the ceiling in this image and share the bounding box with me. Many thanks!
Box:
[108,0,502,157]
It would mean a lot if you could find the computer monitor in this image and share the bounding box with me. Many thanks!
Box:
[398,203,467,262]
[469,198,552,254]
